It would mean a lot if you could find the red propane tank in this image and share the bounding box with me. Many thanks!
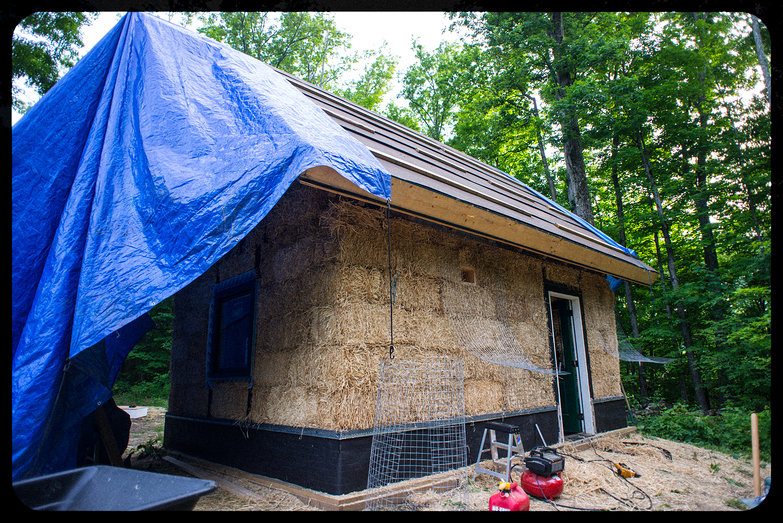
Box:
[489,482,530,511]
[520,469,564,500]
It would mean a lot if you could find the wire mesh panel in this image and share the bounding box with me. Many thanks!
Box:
[597,321,675,364]
[365,357,468,511]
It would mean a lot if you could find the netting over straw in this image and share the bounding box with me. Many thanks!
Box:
[365,357,468,511]
[600,320,675,364]
[440,266,559,375]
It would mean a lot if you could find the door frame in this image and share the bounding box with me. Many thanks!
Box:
[547,290,595,442]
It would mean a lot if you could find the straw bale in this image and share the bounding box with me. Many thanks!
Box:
[582,272,622,398]
[284,344,383,393]
[249,382,381,431]
[336,264,386,304]
[251,350,291,388]
[542,260,580,287]
[392,273,442,312]
[499,366,556,411]
[464,380,504,415]
[319,198,387,267]
[170,183,628,432]
[320,385,380,430]
[250,385,323,428]
[168,351,206,386]
[271,236,326,283]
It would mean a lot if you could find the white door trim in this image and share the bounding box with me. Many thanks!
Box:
[547,291,595,441]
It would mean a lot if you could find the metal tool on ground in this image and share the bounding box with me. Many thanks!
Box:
[613,462,640,478]
[473,422,524,482]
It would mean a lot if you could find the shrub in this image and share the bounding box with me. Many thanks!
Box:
[635,403,770,461]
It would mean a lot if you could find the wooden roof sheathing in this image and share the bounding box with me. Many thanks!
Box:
[280,71,657,286]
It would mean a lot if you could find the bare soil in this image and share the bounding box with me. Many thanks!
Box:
[121,407,771,511]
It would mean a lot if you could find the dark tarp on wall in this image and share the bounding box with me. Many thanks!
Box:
[11,12,391,480]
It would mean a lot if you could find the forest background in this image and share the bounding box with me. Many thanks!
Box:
[11,10,772,460]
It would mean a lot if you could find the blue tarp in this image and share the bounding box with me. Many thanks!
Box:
[12,12,391,480]
[502,173,643,292]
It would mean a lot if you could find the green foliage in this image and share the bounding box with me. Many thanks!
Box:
[127,437,166,460]
[112,298,173,407]
[400,40,472,141]
[191,12,353,90]
[335,46,397,112]
[446,11,770,415]
[191,11,397,113]
[12,12,97,112]
[635,403,771,461]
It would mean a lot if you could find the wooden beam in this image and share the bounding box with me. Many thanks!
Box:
[299,167,657,286]
[163,452,464,511]
[163,455,265,502]
[94,405,124,467]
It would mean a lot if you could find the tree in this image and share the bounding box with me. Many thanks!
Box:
[449,12,604,222]
[12,12,97,113]
[400,40,469,142]
[191,12,353,91]
[336,46,397,112]
[749,14,771,105]
[548,12,594,225]
[192,12,397,113]
[446,11,770,412]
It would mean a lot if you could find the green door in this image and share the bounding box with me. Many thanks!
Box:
[552,299,583,434]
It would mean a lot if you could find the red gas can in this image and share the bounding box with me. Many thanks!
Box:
[520,469,564,500]
[489,482,530,511]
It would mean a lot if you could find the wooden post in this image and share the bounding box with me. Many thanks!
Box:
[751,412,761,497]
[95,405,124,467]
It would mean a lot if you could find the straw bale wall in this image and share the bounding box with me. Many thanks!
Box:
[168,182,622,432]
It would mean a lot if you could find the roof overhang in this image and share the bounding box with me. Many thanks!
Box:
[279,68,658,288]
[300,166,658,287]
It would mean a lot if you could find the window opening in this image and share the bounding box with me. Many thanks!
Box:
[206,271,256,383]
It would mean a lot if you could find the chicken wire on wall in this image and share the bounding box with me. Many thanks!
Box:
[440,266,559,375]
[365,357,468,511]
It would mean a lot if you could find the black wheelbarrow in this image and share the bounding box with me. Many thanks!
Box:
[13,465,216,511]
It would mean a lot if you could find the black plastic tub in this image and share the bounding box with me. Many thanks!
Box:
[13,465,217,511]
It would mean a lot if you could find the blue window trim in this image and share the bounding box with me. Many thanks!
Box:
[206,270,256,388]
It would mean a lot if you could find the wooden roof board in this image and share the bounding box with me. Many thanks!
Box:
[277,69,658,285]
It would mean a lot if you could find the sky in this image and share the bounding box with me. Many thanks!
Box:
[12,11,461,124]
[79,11,459,63]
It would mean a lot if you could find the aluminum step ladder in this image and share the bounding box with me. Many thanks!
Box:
[472,421,524,482]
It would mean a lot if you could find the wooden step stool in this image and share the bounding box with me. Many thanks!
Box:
[473,422,524,482]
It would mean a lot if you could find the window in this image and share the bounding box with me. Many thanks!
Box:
[207,271,256,381]
[461,266,476,284]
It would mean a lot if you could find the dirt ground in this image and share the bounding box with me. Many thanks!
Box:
[121,407,771,511]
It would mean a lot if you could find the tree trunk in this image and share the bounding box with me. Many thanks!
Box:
[549,12,594,225]
[637,130,710,414]
[525,93,557,201]
[690,13,720,275]
[609,132,647,398]
[725,103,763,240]
[691,12,727,408]
[750,14,772,106]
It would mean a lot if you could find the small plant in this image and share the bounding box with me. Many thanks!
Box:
[725,498,745,510]
[129,437,166,460]
[722,476,742,487]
